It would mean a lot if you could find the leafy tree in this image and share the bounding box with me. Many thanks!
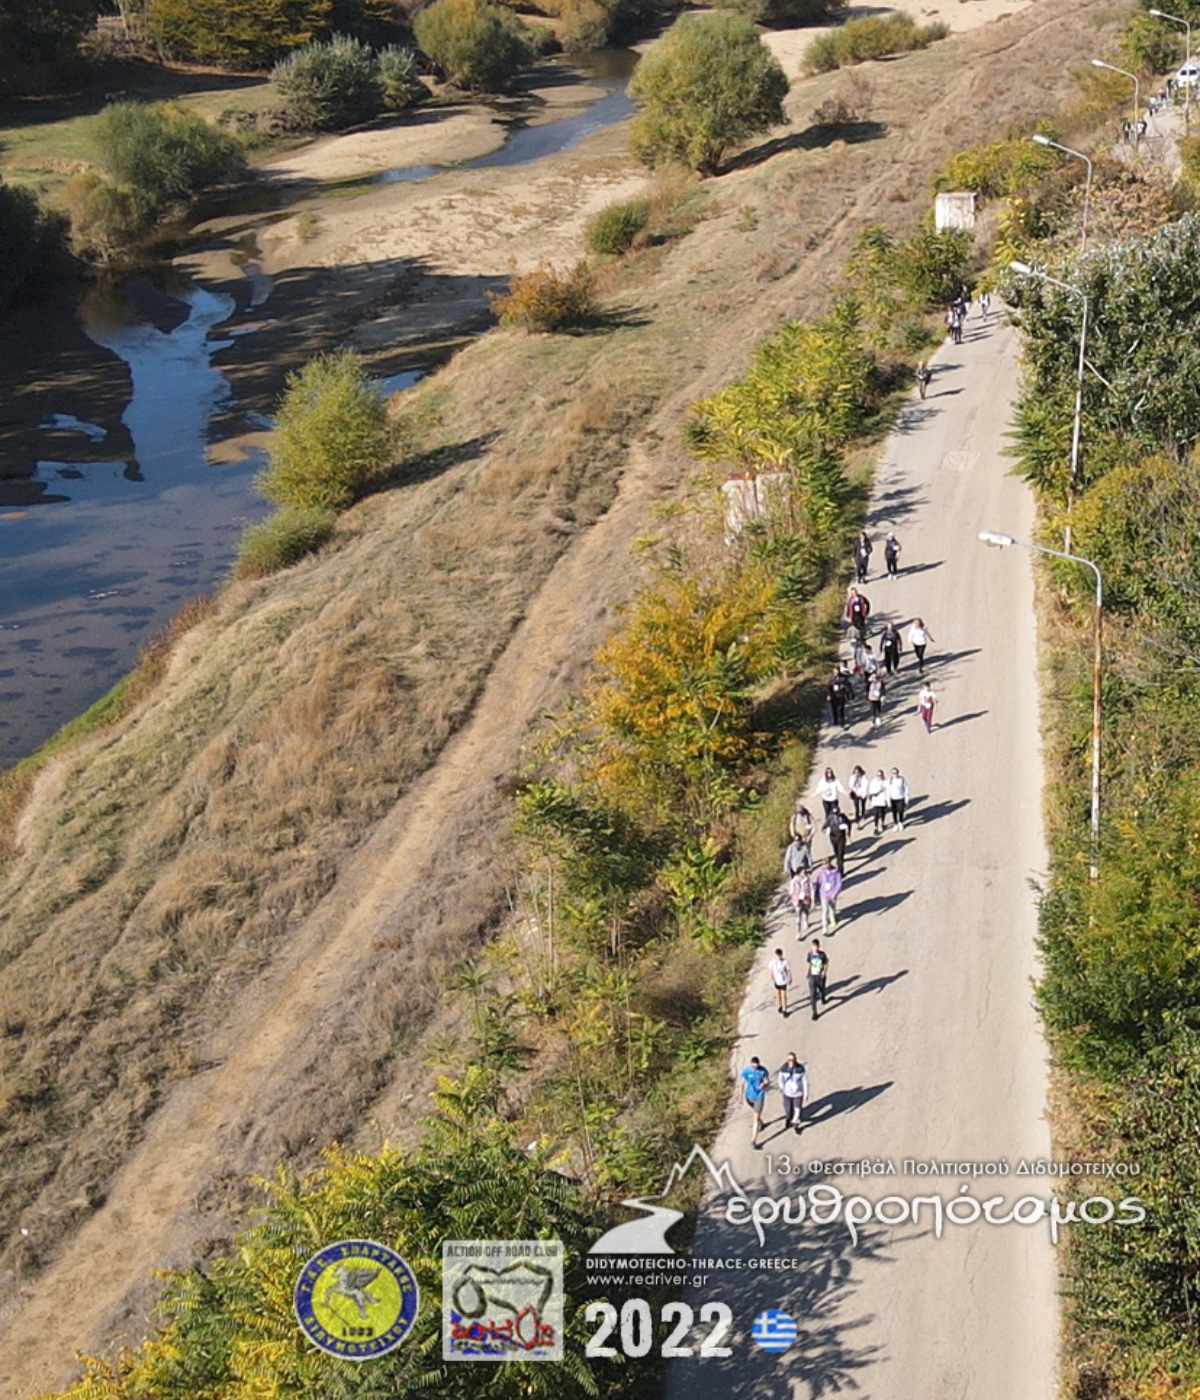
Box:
[1007,214,1200,480]
[935,133,1060,201]
[272,34,382,129]
[0,0,98,93]
[145,0,332,69]
[1121,10,1181,76]
[413,0,534,92]
[261,350,394,510]
[94,102,246,212]
[628,12,788,177]
[728,0,833,28]
[378,43,425,108]
[40,1081,609,1398]
[0,181,70,310]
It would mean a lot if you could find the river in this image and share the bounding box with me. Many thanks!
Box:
[0,50,636,765]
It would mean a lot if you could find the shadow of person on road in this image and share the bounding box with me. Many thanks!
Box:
[866,483,926,530]
[910,797,970,824]
[893,559,944,577]
[821,969,909,1015]
[847,889,913,919]
[937,710,988,729]
[806,1081,894,1128]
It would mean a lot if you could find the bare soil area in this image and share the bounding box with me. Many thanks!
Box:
[0,1,1120,1393]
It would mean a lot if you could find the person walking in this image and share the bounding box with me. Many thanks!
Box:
[861,642,878,681]
[805,940,829,1021]
[741,1057,770,1146]
[824,805,852,877]
[813,767,846,816]
[849,631,866,676]
[789,801,815,846]
[789,867,814,938]
[852,530,872,583]
[867,672,886,728]
[887,767,909,830]
[915,361,931,400]
[879,620,902,675]
[979,290,991,318]
[768,948,792,1017]
[884,532,902,579]
[778,1052,810,1133]
[849,764,869,826]
[815,857,843,934]
[826,669,853,729]
[868,768,889,834]
[909,617,934,673]
[918,682,938,733]
[846,587,871,640]
[783,829,811,880]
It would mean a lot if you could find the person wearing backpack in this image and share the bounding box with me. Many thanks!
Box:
[778,1052,810,1133]
[789,801,815,846]
[824,806,852,877]
[805,940,829,1021]
[789,868,814,937]
[845,587,871,640]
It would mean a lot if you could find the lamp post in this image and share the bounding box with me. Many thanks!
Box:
[1150,8,1192,128]
[1009,260,1088,552]
[979,530,1103,880]
[1092,58,1141,132]
[1032,134,1094,252]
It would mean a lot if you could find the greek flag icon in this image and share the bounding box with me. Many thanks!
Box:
[751,1309,798,1353]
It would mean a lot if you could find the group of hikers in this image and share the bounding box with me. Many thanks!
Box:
[829,571,939,735]
[740,522,939,1147]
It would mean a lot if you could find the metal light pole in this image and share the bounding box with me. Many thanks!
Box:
[979,530,1103,880]
[1009,260,1089,553]
[1092,58,1142,133]
[1032,134,1094,252]
[1150,8,1192,129]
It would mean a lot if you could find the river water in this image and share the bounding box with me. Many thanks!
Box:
[0,52,636,765]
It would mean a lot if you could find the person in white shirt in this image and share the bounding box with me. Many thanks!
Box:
[778,1053,810,1133]
[813,768,845,816]
[768,948,792,1017]
[918,683,938,733]
[849,765,869,825]
[887,768,909,829]
[868,768,889,834]
[909,617,935,673]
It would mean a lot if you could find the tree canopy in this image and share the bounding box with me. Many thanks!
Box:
[628,12,789,176]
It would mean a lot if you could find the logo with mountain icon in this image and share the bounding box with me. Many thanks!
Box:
[588,1145,748,1255]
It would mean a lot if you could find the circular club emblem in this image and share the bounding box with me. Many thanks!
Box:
[294,1240,420,1360]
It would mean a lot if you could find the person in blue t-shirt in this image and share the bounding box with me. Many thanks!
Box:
[740,1056,771,1146]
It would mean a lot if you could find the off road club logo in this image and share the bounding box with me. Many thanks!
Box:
[442,1240,564,1361]
[294,1239,420,1359]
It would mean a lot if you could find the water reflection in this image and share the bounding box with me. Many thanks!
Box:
[0,277,269,762]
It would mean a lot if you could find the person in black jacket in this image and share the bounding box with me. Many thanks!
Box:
[826,668,854,728]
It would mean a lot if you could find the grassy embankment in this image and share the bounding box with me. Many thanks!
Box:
[0,2,1131,1390]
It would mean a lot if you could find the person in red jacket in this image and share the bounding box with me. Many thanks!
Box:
[845,587,871,640]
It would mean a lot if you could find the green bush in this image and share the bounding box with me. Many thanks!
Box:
[260,350,395,510]
[585,197,649,255]
[803,13,948,73]
[559,0,611,51]
[61,170,146,257]
[272,34,382,130]
[93,101,246,219]
[413,0,534,91]
[0,180,69,310]
[146,0,332,68]
[629,12,789,176]
[377,43,425,108]
[1121,10,1181,76]
[728,0,833,28]
[489,260,597,331]
[935,133,1059,200]
[234,505,337,577]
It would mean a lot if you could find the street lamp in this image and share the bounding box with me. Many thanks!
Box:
[1092,58,1141,131]
[1009,261,1089,553]
[1032,134,1093,252]
[978,530,1103,880]
[1150,8,1192,128]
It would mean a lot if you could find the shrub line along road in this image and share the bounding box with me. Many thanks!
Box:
[664,313,1056,1399]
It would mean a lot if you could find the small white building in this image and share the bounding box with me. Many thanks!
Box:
[935,191,977,232]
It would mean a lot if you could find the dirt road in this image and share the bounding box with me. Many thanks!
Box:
[664,313,1057,1398]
